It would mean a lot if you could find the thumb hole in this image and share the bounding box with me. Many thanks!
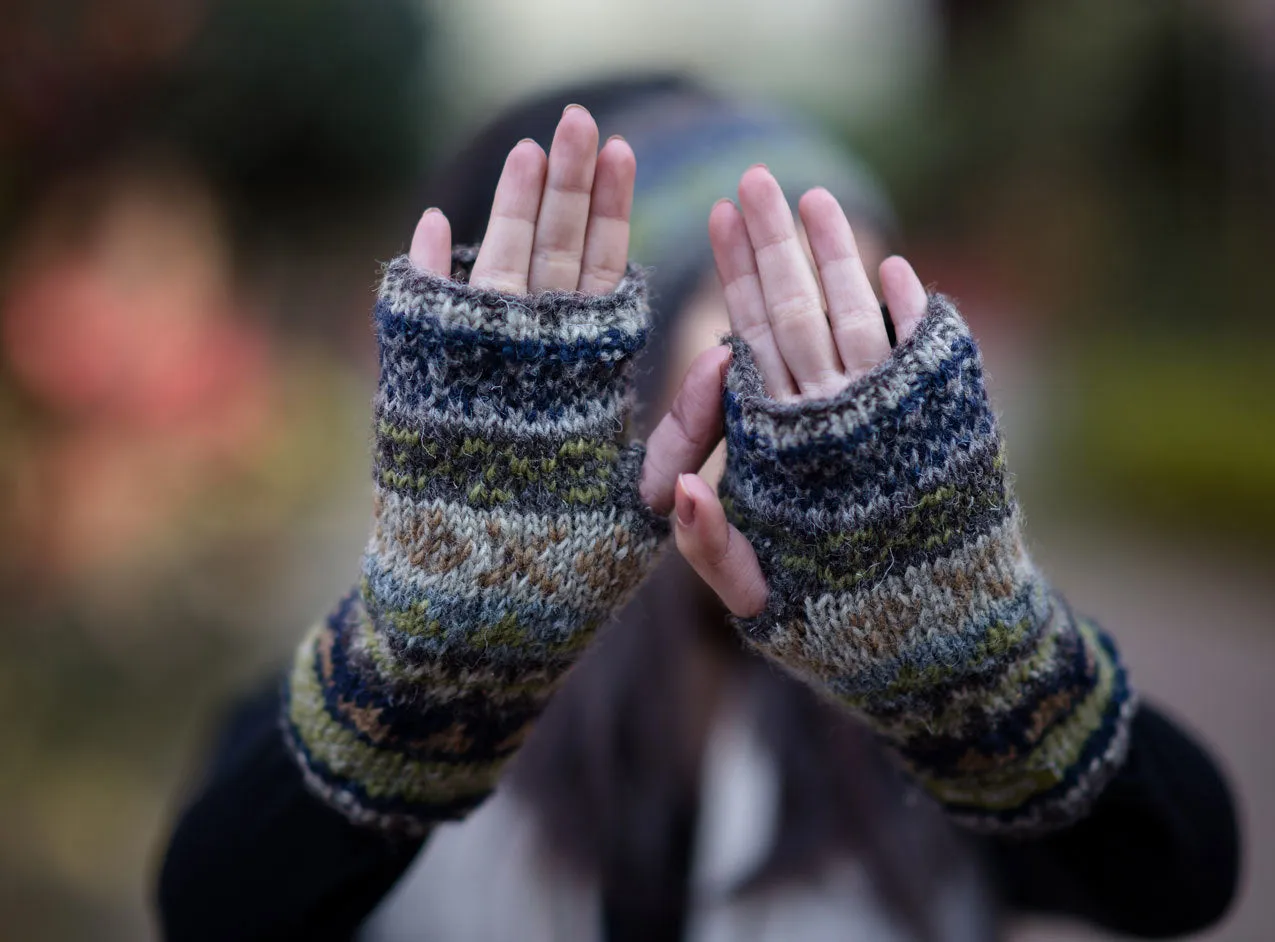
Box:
[673,473,769,618]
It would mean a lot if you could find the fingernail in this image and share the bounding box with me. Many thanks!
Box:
[712,197,735,209]
[563,103,589,116]
[747,162,770,173]
[675,475,697,527]
[605,133,627,144]
[422,207,441,217]
[718,346,733,383]
[515,137,537,146]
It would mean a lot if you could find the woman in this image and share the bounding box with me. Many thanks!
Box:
[158,76,1239,941]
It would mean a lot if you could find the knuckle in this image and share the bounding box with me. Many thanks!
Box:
[579,262,624,292]
[797,369,850,400]
[473,265,527,294]
[532,245,581,266]
[768,294,820,328]
[667,396,704,451]
[705,525,733,568]
[833,311,889,358]
[739,322,774,348]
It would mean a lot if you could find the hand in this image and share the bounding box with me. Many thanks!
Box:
[671,166,932,617]
[409,104,731,525]
[407,104,636,295]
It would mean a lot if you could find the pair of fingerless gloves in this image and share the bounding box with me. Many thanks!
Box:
[284,248,1133,837]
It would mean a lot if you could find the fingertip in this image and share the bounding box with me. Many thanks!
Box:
[708,197,741,234]
[708,342,733,377]
[879,255,928,342]
[672,473,770,617]
[557,104,599,145]
[513,136,547,160]
[708,200,748,260]
[685,343,733,402]
[880,254,911,276]
[600,133,635,162]
[798,186,848,228]
[675,473,697,528]
[597,136,636,187]
[504,139,548,190]
[410,208,451,275]
[738,164,778,202]
[798,185,834,210]
[675,472,728,559]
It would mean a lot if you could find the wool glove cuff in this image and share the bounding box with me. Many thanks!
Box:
[284,249,666,833]
[721,295,1135,834]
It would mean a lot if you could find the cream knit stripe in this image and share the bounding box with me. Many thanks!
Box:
[728,305,972,453]
[374,387,629,445]
[377,252,648,340]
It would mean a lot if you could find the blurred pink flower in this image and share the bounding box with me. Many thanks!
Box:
[1,169,278,574]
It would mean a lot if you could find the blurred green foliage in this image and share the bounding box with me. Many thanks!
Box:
[1063,340,1275,549]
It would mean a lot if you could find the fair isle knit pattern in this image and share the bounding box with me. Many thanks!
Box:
[285,248,667,833]
[721,295,1135,835]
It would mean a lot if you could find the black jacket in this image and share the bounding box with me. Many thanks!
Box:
[157,680,1238,941]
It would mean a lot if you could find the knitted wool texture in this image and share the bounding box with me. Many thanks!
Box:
[721,295,1135,834]
[285,249,667,833]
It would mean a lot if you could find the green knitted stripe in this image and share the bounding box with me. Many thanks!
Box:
[365,592,596,657]
[379,425,620,480]
[825,614,1035,706]
[353,607,560,701]
[288,626,508,804]
[377,426,621,508]
[378,471,616,509]
[728,479,1009,592]
[873,618,1068,742]
[380,423,620,464]
[918,620,1118,812]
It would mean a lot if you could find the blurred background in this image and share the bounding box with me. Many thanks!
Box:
[1,0,1271,938]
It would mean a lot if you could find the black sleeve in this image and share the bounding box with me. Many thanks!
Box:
[156,676,425,942]
[986,701,1241,937]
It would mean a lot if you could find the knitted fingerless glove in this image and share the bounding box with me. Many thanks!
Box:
[721,296,1135,835]
[284,249,666,833]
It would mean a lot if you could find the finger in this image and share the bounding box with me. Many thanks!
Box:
[640,345,731,515]
[798,188,890,380]
[409,208,452,276]
[708,197,797,400]
[470,140,547,293]
[528,105,599,293]
[879,255,929,345]
[737,167,844,397]
[577,135,635,295]
[674,473,769,618]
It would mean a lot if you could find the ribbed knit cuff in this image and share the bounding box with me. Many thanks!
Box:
[284,249,667,833]
[721,295,1134,834]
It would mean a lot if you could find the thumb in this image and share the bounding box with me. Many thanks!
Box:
[673,473,769,619]
[639,345,730,516]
